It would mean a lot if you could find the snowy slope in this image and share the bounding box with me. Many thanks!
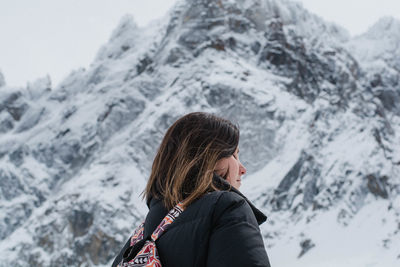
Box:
[0,0,400,266]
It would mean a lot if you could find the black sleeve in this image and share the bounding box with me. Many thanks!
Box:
[111,238,130,267]
[206,192,271,267]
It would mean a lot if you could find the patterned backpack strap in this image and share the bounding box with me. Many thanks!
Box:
[151,202,185,241]
[118,202,185,267]
[130,222,145,246]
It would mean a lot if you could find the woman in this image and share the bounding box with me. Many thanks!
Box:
[112,112,271,267]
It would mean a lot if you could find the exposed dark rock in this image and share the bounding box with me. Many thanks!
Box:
[97,97,145,141]
[228,16,251,33]
[251,41,261,54]
[9,146,27,167]
[0,170,24,200]
[71,228,121,265]
[56,128,71,138]
[1,202,33,240]
[32,143,55,168]
[37,233,55,253]
[165,47,185,65]
[31,187,46,207]
[136,56,153,75]
[0,117,14,133]
[366,174,389,199]
[370,73,383,88]
[156,113,180,133]
[178,29,210,50]
[258,19,360,104]
[377,89,400,112]
[27,251,44,267]
[303,177,319,207]
[55,139,84,168]
[62,106,77,120]
[87,65,108,85]
[1,92,21,109]
[272,152,320,210]
[227,37,236,49]
[7,102,29,121]
[127,112,178,172]
[1,92,29,121]
[137,80,162,100]
[48,89,68,102]
[259,22,320,102]
[121,45,130,52]
[50,252,80,267]
[260,44,287,66]
[298,238,315,258]
[0,71,5,87]
[67,210,94,237]
[210,38,226,51]
[276,152,306,192]
[16,107,46,133]
[87,230,119,265]
[204,83,239,107]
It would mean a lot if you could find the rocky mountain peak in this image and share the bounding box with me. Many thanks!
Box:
[363,16,400,40]
[348,16,400,65]
[346,16,400,113]
[173,0,349,42]
[95,14,140,61]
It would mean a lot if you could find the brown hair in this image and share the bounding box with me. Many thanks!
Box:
[143,112,239,209]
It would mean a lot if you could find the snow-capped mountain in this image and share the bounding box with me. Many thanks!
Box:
[348,16,400,66]
[346,16,400,116]
[0,0,399,266]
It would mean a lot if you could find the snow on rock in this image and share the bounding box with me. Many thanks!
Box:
[0,70,5,87]
[95,14,141,62]
[26,75,51,100]
[346,16,400,115]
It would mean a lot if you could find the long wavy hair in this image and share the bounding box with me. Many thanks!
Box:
[143,112,239,209]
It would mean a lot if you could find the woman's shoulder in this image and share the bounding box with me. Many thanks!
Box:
[186,191,243,218]
[206,190,267,225]
[199,190,244,209]
[211,190,251,215]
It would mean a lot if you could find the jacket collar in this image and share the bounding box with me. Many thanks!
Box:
[212,174,267,225]
[146,174,268,225]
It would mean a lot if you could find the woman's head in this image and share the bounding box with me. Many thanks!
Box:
[144,112,241,209]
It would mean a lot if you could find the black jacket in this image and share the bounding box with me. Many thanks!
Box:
[112,176,271,267]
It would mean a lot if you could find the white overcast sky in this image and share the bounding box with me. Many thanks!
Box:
[0,0,399,87]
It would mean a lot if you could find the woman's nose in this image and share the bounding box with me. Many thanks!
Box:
[239,162,246,176]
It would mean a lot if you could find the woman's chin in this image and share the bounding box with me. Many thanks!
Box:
[233,181,241,189]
